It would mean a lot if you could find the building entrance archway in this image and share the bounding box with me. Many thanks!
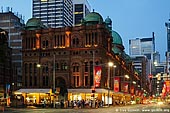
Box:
[56,77,68,100]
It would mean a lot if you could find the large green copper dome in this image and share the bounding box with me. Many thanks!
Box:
[25,18,46,30]
[112,31,123,45]
[83,12,103,25]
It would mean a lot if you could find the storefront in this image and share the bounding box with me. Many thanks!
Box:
[14,88,55,107]
[68,88,115,105]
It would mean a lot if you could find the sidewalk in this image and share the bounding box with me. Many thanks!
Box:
[5,103,140,110]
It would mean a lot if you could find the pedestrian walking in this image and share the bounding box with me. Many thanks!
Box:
[0,101,5,112]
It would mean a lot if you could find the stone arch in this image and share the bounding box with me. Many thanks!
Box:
[55,76,67,96]
[71,33,82,47]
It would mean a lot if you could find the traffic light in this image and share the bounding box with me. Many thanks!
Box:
[149,74,153,81]
[149,74,152,79]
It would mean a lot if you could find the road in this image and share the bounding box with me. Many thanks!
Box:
[2,103,170,113]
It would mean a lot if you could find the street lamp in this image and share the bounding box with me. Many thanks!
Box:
[53,54,56,108]
[108,62,113,107]
[36,54,56,108]
[125,75,130,79]
[132,81,136,85]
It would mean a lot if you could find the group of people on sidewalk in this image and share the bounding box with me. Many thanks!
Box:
[70,99,104,109]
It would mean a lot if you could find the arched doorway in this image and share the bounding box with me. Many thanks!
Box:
[56,77,68,101]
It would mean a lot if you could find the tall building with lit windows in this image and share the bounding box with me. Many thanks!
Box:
[0,28,12,100]
[0,8,25,89]
[165,19,170,75]
[129,32,156,75]
[32,0,73,28]
[129,32,155,60]
[73,0,91,26]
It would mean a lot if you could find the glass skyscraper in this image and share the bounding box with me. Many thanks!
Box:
[32,0,73,28]
[129,32,156,79]
[129,32,155,60]
[73,0,91,26]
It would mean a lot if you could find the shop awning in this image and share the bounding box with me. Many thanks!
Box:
[68,88,111,94]
[14,88,51,94]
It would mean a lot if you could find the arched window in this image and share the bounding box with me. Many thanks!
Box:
[29,63,32,74]
[62,62,67,70]
[85,62,88,72]
[72,38,79,47]
[90,61,93,86]
[73,64,79,72]
[55,62,59,70]
[42,40,49,48]
[72,62,80,87]
[84,62,88,86]
[34,63,37,74]
[25,63,28,74]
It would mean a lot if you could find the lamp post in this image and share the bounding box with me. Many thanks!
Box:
[53,54,56,108]
[36,54,56,108]
[107,62,113,107]
[92,50,95,108]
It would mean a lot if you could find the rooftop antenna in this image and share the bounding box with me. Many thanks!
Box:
[6,7,9,12]
[1,6,3,13]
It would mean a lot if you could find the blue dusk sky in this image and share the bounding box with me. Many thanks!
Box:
[1,0,170,62]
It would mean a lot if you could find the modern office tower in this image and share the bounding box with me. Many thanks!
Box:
[0,7,25,88]
[73,0,91,26]
[165,20,170,52]
[0,28,12,101]
[131,55,150,91]
[129,32,156,75]
[32,0,73,28]
[153,51,160,65]
[165,20,170,75]
[129,32,155,60]
[129,38,141,55]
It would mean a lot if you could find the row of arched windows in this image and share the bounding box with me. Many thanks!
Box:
[24,62,68,74]
[23,32,99,49]
[72,61,99,87]
[24,62,68,87]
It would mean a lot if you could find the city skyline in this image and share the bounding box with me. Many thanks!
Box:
[1,0,170,61]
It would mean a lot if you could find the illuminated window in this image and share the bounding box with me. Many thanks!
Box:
[61,62,67,70]
[41,0,48,2]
